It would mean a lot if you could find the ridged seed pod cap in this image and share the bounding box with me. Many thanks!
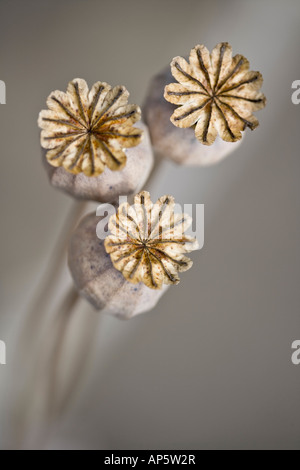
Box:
[39,78,153,202]
[144,42,266,165]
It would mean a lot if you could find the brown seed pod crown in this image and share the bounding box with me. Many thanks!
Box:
[164,42,266,145]
[38,78,143,176]
[104,191,199,289]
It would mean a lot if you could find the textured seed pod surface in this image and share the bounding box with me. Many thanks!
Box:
[105,191,199,289]
[144,69,242,165]
[38,78,144,176]
[42,121,153,203]
[164,42,266,145]
[68,211,168,320]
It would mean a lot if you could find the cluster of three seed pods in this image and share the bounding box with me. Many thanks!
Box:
[38,42,266,319]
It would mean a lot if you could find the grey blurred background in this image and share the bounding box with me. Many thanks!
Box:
[0,0,300,450]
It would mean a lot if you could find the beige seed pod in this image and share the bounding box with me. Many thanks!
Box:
[68,191,199,318]
[144,42,266,165]
[105,191,199,289]
[68,209,168,320]
[39,78,153,202]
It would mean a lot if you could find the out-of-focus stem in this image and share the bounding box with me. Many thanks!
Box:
[19,200,88,351]
[12,200,87,448]
[47,287,80,421]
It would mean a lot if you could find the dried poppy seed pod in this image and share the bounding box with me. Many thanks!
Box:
[68,191,199,319]
[105,191,199,289]
[39,78,153,203]
[143,42,266,166]
[68,209,168,320]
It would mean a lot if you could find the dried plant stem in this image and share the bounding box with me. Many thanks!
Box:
[16,287,99,449]
[47,287,80,421]
[12,288,79,448]
[20,200,87,351]
[39,287,100,447]
[12,201,87,448]
[55,311,101,416]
